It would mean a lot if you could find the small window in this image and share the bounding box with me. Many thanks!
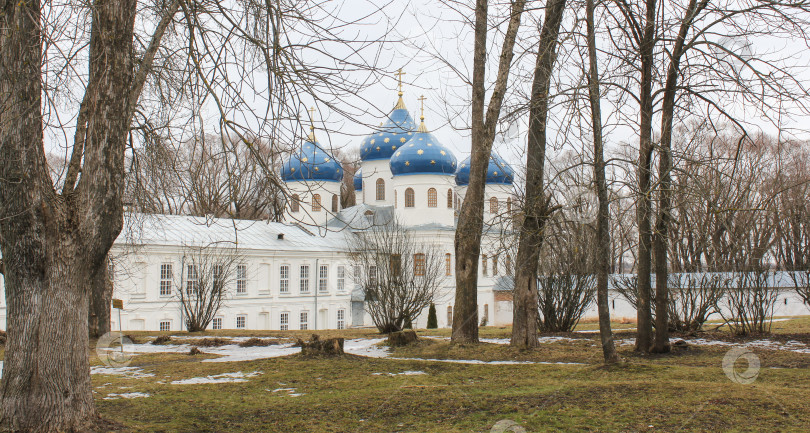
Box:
[318,265,328,293]
[445,253,452,276]
[369,265,378,287]
[337,265,346,292]
[483,304,489,321]
[312,194,322,212]
[405,188,415,208]
[280,312,289,331]
[332,194,339,212]
[300,265,310,293]
[482,255,488,276]
[337,309,346,330]
[213,264,224,289]
[159,320,171,332]
[427,188,437,208]
[108,259,115,284]
[186,264,199,295]
[236,315,246,329]
[160,263,173,296]
[212,317,222,330]
[447,189,453,208]
[490,197,499,214]
[507,197,512,214]
[290,194,300,212]
[390,254,401,276]
[394,189,398,208]
[280,265,290,294]
[505,254,512,276]
[492,255,498,276]
[414,253,426,277]
[236,264,247,294]
[376,178,385,201]
[447,306,453,327]
[300,311,309,330]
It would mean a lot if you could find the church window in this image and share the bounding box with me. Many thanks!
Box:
[427,188,437,208]
[405,188,415,208]
[492,255,498,276]
[212,317,222,330]
[279,265,290,293]
[159,320,171,332]
[318,265,329,293]
[482,255,488,276]
[337,266,346,292]
[447,306,453,327]
[300,265,310,293]
[376,178,385,201]
[312,194,321,212]
[236,264,247,294]
[507,197,512,214]
[447,189,453,208]
[414,253,426,276]
[445,253,452,276]
[236,315,246,329]
[332,194,339,212]
[337,309,346,330]
[280,312,289,331]
[490,197,499,214]
[506,255,512,276]
[290,194,300,212]
[160,263,173,296]
[300,311,309,330]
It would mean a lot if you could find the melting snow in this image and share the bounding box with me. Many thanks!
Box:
[171,371,262,385]
[372,370,427,376]
[90,366,155,378]
[103,392,150,400]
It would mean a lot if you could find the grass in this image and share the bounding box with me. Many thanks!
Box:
[82,318,810,432]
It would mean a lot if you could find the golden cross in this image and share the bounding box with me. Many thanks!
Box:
[308,106,316,131]
[395,68,406,95]
[418,95,427,119]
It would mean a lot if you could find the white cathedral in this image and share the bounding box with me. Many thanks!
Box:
[0,90,519,332]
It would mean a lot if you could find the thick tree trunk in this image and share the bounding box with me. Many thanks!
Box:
[586,0,620,364]
[511,0,567,348]
[453,0,527,344]
[0,0,135,429]
[89,256,114,339]
[635,0,657,354]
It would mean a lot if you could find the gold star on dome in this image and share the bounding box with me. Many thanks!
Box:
[409,144,414,147]
[384,138,390,143]
[391,146,396,150]
[493,171,498,175]
[400,137,406,143]
[430,160,436,164]
[370,139,375,144]
[376,146,381,151]
[290,167,295,172]
[405,161,410,166]
[427,143,433,146]
[314,167,320,171]
[324,157,330,162]
[417,149,424,155]
[378,133,383,136]
[302,157,308,162]
[461,164,466,168]
[396,151,402,156]
[408,132,412,135]
[418,138,423,141]
[440,150,446,156]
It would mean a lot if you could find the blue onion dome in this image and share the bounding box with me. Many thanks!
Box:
[353,168,363,191]
[455,153,515,186]
[359,96,417,161]
[281,134,344,182]
[389,118,457,176]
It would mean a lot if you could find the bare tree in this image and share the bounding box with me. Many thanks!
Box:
[511,0,567,348]
[348,218,446,333]
[176,245,243,332]
[452,0,528,344]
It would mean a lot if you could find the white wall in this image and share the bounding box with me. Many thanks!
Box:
[392,174,456,227]
[284,180,342,228]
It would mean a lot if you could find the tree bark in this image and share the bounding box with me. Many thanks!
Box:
[634,0,657,354]
[0,0,136,429]
[88,256,114,339]
[453,0,527,344]
[511,0,567,348]
[586,0,620,364]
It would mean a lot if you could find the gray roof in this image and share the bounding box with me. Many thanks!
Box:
[116,213,349,253]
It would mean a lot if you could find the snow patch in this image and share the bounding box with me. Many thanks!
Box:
[90,366,154,378]
[372,370,427,376]
[171,371,262,385]
[103,392,150,400]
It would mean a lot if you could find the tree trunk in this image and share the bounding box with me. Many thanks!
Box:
[586,0,620,364]
[0,0,136,429]
[635,0,657,354]
[511,0,567,348]
[89,255,114,339]
[453,0,527,344]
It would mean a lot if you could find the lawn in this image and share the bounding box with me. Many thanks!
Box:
[85,318,810,432]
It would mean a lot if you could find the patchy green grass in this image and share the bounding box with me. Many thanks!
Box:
[86,319,810,432]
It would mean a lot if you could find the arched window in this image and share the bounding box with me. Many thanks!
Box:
[290,194,300,212]
[482,254,488,276]
[312,194,321,212]
[489,197,499,214]
[331,194,339,212]
[427,188,437,208]
[447,189,453,208]
[505,254,512,276]
[376,178,385,201]
[414,253,426,276]
[447,306,453,327]
[506,197,512,214]
[492,255,498,275]
[445,253,452,276]
[405,188,415,208]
